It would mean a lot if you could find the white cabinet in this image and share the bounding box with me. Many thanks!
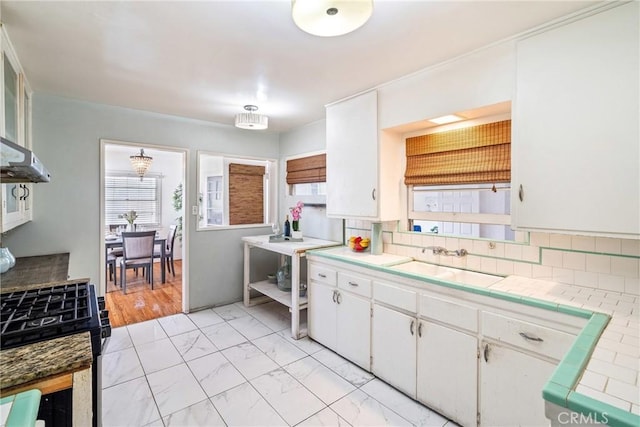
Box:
[325,90,403,221]
[307,262,371,370]
[371,303,417,397]
[418,322,478,427]
[1,28,33,232]
[479,341,556,427]
[512,2,639,237]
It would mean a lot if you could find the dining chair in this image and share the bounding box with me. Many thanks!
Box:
[119,231,156,294]
[154,225,178,277]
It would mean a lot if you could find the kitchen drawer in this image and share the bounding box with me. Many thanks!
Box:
[373,281,416,314]
[482,312,575,360]
[309,263,337,286]
[419,294,478,332]
[338,271,372,298]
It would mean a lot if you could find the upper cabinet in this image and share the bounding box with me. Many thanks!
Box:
[1,28,34,232]
[511,2,639,238]
[326,90,403,221]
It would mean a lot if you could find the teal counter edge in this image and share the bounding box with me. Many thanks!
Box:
[307,248,639,427]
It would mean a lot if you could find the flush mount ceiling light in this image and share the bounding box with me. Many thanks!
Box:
[292,0,373,37]
[428,114,465,125]
[235,105,269,130]
[130,149,153,180]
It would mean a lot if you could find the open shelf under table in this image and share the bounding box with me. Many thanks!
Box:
[248,280,308,309]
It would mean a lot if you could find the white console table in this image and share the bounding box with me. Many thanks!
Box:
[242,235,341,339]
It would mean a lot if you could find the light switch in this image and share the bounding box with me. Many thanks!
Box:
[192,206,198,215]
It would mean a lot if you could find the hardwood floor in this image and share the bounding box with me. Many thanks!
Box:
[105,260,182,328]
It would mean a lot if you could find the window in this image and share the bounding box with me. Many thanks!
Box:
[197,153,276,229]
[406,119,515,241]
[105,174,161,226]
[286,152,327,201]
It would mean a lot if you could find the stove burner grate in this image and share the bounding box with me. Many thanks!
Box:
[0,282,93,347]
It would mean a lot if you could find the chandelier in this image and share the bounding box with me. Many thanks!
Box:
[291,0,373,37]
[235,105,269,130]
[130,149,153,180]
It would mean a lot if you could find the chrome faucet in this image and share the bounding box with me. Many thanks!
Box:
[422,246,468,257]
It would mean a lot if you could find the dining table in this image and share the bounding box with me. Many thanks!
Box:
[105,235,167,284]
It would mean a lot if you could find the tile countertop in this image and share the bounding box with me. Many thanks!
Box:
[0,332,93,395]
[308,247,640,427]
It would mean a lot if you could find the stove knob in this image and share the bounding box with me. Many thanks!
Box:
[97,296,106,311]
[101,324,112,339]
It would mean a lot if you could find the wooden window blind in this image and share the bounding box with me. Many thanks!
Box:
[405,120,511,186]
[286,153,326,184]
[228,163,265,225]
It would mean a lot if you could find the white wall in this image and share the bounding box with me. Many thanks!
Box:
[3,94,279,310]
[278,119,342,242]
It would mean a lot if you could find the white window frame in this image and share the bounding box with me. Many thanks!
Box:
[408,183,511,226]
[197,151,277,231]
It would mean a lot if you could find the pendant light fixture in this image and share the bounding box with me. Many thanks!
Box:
[235,105,269,130]
[130,149,153,180]
[292,0,373,37]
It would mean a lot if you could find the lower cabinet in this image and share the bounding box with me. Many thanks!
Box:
[308,280,371,370]
[417,321,478,427]
[371,303,417,398]
[479,341,556,427]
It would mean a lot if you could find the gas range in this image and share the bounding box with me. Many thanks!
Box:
[0,281,111,427]
[0,281,110,354]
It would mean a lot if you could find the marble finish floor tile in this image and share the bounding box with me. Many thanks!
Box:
[187,308,225,328]
[136,337,184,374]
[104,326,133,353]
[200,322,247,350]
[251,368,325,425]
[361,379,450,426]
[313,349,374,387]
[170,330,218,361]
[162,398,225,426]
[146,363,208,417]
[297,407,351,427]
[158,313,198,336]
[213,304,251,321]
[187,352,246,397]
[101,347,144,388]
[228,315,274,340]
[211,382,287,427]
[127,319,168,346]
[102,377,161,427]
[222,342,280,380]
[252,333,307,366]
[331,389,413,427]
[104,302,455,427]
[284,356,356,405]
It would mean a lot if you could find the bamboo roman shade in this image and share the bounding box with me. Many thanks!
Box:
[286,153,326,184]
[229,163,265,225]
[405,120,511,185]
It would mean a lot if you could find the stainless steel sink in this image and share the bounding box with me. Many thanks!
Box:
[389,261,502,287]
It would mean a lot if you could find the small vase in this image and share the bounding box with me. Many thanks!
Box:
[126,223,136,232]
[291,220,302,239]
[0,247,15,273]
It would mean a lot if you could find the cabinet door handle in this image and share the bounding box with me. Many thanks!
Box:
[332,290,337,303]
[410,320,415,336]
[19,185,29,201]
[371,188,376,201]
[484,344,489,362]
[11,186,18,199]
[348,281,358,287]
[518,184,524,202]
[318,273,327,278]
[418,322,423,338]
[519,332,544,342]
[336,292,342,304]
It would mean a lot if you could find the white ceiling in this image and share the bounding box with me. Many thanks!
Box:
[1,1,597,133]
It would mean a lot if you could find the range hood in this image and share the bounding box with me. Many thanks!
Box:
[1,136,51,183]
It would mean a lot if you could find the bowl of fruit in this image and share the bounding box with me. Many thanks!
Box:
[348,236,370,252]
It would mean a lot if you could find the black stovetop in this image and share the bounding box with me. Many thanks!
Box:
[0,281,100,350]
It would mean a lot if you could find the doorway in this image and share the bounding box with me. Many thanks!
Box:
[99,139,188,327]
